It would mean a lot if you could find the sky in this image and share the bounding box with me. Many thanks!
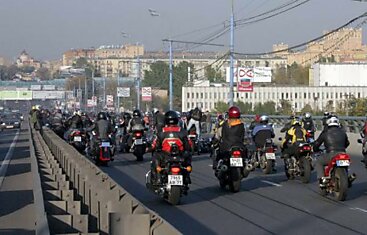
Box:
[0,0,366,61]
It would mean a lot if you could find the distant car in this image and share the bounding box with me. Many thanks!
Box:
[0,114,21,130]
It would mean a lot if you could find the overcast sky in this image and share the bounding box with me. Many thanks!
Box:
[0,0,366,60]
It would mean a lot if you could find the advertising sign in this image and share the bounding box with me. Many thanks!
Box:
[142,87,152,101]
[226,67,272,83]
[87,99,94,108]
[31,85,42,90]
[117,87,130,97]
[43,85,56,90]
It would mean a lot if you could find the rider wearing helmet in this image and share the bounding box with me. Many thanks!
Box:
[281,118,307,159]
[249,114,261,131]
[87,112,114,157]
[151,111,192,185]
[187,107,203,139]
[302,112,316,136]
[153,108,165,133]
[251,115,275,148]
[218,106,246,159]
[128,109,144,132]
[313,116,350,187]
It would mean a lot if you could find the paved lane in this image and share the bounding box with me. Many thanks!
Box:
[102,139,367,235]
[0,129,19,164]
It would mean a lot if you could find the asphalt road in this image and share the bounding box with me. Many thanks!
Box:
[102,135,367,235]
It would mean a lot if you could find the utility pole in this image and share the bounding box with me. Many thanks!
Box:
[92,71,95,112]
[169,40,173,110]
[85,70,88,110]
[229,0,235,106]
[103,77,106,109]
[117,74,120,113]
[137,56,141,110]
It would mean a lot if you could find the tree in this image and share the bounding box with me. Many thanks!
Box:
[235,101,252,114]
[278,99,293,115]
[273,63,309,85]
[253,101,276,115]
[74,57,89,68]
[205,65,225,83]
[215,101,229,113]
[36,67,51,80]
[301,104,313,114]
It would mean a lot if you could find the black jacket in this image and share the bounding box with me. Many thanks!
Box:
[69,115,83,129]
[128,117,144,132]
[88,119,112,139]
[303,118,316,132]
[154,112,165,132]
[191,108,202,121]
[313,126,349,153]
[219,120,245,152]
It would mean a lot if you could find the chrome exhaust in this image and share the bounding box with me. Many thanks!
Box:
[246,164,253,171]
[220,164,228,172]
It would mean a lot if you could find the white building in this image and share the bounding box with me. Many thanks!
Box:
[311,63,367,87]
[182,85,367,112]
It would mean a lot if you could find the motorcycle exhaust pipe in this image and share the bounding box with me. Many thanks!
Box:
[349,173,357,184]
[220,164,228,172]
[246,164,253,171]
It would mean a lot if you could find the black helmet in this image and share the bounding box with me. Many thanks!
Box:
[123,112,131,119]
[97,112,107,120]
[165,110,179,125]
[133,109,141,118]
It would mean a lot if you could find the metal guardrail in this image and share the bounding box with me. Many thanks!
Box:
[29,122,51,235]
[39,128,181,235]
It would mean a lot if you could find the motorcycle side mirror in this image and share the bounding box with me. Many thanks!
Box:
[357,139,363,144]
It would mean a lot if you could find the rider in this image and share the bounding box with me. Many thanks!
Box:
[153,108,165,133]
[313,116,350,187]
[360,117,367,167]
[252,115,275,148]
[87,112,114,158]
[249,114,261,131]
[64,110,83,140]
[281,118,307,160]
[187,107,202,139]
[151,111,192,185]
[302,112,316,137]
[128,109,144,132]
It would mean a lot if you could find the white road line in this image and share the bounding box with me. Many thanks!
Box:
[208,164,213,167]
[261,180,282,187]
[351,207,367,213]
[0,130,20,190]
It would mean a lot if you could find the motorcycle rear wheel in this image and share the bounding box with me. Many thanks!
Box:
[334,168,348,201]
[229,168,241,193]
[168,186,181,205]
[300,158,311,184]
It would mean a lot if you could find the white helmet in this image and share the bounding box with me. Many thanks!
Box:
[327,116,340,127]
[304,112,311,119]
[260,115,269,124]
[153,108,159,114]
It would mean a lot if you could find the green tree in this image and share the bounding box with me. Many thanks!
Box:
[253,101,276,115]
[205,65,225,83]
[235,101,252,114]
[278,99,293,115]
[74,57,89,68]
[36,67,51,80]
[301,104,313,114]
[350,98,367,116]
[273,63,309,85]
[215,101,229,113]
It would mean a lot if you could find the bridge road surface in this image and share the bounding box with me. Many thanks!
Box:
[101,140,367,235]
[0,124,36,235]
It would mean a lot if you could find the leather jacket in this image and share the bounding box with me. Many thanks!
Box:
[313,126,349,153]
[88,119,112,139]
[219,119,245,152]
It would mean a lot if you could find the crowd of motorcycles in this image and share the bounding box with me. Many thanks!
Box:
[40,109,361,205]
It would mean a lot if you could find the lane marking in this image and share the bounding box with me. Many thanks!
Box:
[261,180,282,187]
[208,164,213,167]
[351,207,367,213]
[0,130,20,190]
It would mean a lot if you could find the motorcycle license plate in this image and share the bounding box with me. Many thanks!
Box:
[230,158,243,167]
[265,153,276,160]
[101,142,110,147]
[188,135,196,138]
[134,139,143,145]
[336,160,350,166]
[168,175,183,186]
[74,136,82,142]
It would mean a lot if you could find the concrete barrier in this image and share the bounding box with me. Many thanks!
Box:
[39,128,181,235]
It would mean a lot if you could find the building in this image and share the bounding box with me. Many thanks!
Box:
[272,28,367,66]
[62,48,95,66]
[310,63,367,87]
[94,44,144,59]
[16,50,41,69]
[182,85,367,113]
[0,56,11,66]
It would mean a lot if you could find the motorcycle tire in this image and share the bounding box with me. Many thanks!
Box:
[334,168,348,201]
[219,178,226,189]
[168,186,181,205]
[263,159,273,175]
[284,160,294,180]
[134,146,145,161]
[229,168,242,193]
[300,158,311,184]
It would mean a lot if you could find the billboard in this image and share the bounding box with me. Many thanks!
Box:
[43,85,56,90]
[30,85,42,90]
[226,67,272,83]
[106,95,114,106]
[33,91,65,99]
[117,87,130,97]
[142,87,152,101]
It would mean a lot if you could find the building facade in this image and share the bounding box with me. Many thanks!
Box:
[182,85,367,113]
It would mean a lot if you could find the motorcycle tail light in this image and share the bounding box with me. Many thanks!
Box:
[266,148,274,153]
[135,132,142,137]
[171,167,181,175]
[303,146,311,151]
[186,166,192,173]
[232,150,242,158]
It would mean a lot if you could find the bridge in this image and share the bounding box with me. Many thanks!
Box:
[1,103,367,234]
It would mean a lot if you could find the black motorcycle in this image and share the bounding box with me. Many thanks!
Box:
[283,142,313,183]
[130,125,147,161]
[146,144,192,205]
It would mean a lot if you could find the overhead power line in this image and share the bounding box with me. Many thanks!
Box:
[233,11,367,56]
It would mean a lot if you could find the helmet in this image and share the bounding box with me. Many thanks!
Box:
[165,110,179,125]
[97,112,107,120]
[304,112,311,119]
[217,114,224,121]
[153,108,159,114]
[32,105,36,110]
[327,116,340,127]
[260,115,269,124]
[228,106,241,119]
[324,111,330,117]
[133,109,141,118]
[123,112,131,120]
[176,111,181,118]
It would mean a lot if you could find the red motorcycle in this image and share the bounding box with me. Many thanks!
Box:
[69,130,86,154]
[320,152,356,201]
[95,138,112,166]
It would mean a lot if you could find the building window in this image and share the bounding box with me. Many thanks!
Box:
[304,92,306,99]
[223,92,226,99]
[209,93,212,99]
[201,93,203,99]
[187,93,190,99]
[245,93,248,99]
[336,93,338,99]
[259,93,262,99]
[196,93,199,99]
[205,93,207,99]
[281,93,284,99]
[358,92,361,98]
[191,93,194,99]
[286,93,289,99]
[308,93,311,99]
[218,92,221,99]
[236,93,239,98]
[214,93,217,99]
[295,102,298,109]
[187,102,190,109]
[192,102,194,108]
[255,93,257,99]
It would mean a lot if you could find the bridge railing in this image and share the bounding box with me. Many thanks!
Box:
[40,128,180,235]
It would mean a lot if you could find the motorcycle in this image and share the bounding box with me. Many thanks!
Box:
[69,129,87,154]
[215,146,250,193]
[249,139,276,174]
[115,123,127,153]
[145,144,192,205]
[94,138,113,166]
[188,128,201,155]
[131,125,147,161]
[52,123,65,139]
[318,152,356,201]
[284,142,313,183]
[306,130,315,143]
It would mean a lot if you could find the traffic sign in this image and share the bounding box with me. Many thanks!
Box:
[142,87,152,101]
